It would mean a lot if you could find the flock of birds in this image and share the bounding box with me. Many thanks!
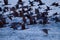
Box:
[0,0,60,35]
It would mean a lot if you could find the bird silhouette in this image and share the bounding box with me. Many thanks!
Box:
[28,7,32,11]
[0,7,2,11]
[51,2,60,7]
[29,1,34,6]
[38,0,45,5]
[19,11,24,17]
[42,29,48,35]
[3,7,8,13]
[18,0,22,4]
[35,9,39,14]
[12,11,19,17]
[4,0,8,5]
[10,7,16,11]
[15,4,19,9]
[45,6,51,11]
[21,23,26,30]
[8,15,12,20]
[53,12,58,16]
[54,17,60,22]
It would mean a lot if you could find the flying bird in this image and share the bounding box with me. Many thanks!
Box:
[45,6,51,11]
[29,1,34,6]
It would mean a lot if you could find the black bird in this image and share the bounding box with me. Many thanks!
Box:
[38,0,45,5]
[53,12,58,16]
[3,7,8,13]
[0,7,2,11]
[15,4,19,9]
[28,7,32,11]
[42,29,48,35]
[12,11,19,17]
[35,9,39,14]
[10,22,18,30]
[8,15,12,20]
[18,0,22,3]
[18,0,22,4]
[38,6,41,9]
[18,0,24,5]
[55,17,60,22]
[4,0,8,5]
[10,7,16,11]
[45,6,51,11]
[29,1,34,6]
[51,2,60,7]
[21,23,26,30]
